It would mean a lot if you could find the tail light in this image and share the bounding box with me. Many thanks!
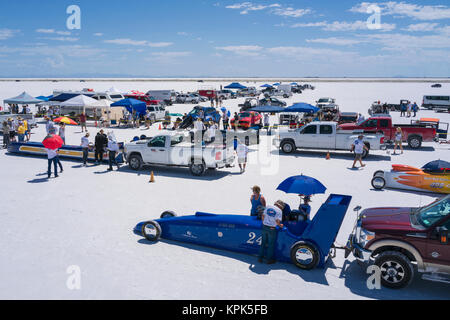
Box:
[380,137,385,144]
[215,151,222,161]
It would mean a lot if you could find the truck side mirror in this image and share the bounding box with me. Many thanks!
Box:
[353,206,362,212]
[437,227,448,244]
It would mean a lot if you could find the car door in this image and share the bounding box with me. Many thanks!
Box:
[317,124,335,149]
[147,136,168,164]
[425,217,450,272]
[361,119,378,133]
[296,124,318,148]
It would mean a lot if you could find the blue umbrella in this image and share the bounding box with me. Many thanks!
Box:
[285,103,319,114]
[277,175,327,196]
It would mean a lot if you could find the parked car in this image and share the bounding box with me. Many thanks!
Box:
[238,98,258,111]
[178,106,222,129]
[198,89,217,99]
[189,92,208,102]
[238,87,258,97]
[371,160,450,194]
[146,90,177,106]
[230,111,263,130]
[146,105,166,121]
[431,84,442,88]
[339,116,438,149]
[125,94,160,106]
[274,122,386,158]
[316,97,336,109]
[346,194,450,289]
[217,90,236,100]
[265,89,292,99]
[135,193,353,270]
[176,94,200,104]
[383,100,410,112]
[124,133,235,176]
[259,97,287,107]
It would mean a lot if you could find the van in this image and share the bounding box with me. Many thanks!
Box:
[147,90,177,105]
[422,95,450,110]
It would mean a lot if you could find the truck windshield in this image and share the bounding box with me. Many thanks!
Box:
[416,196,450,227]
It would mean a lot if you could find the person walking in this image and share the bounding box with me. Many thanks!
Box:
[94,129,108,164]
[351,134,368,169]
[80,132,90,166]
[107,135,120,171]
[46,118,55,135]
[412,102,418,117]
[58,123,66,145]
[222,110,229,130]
[258,201,284,264]
[236,139,249,174]
[393,127,404,155]
[46,147,59,178]
[2,121,10,148]
[250,186,266,217]
[406,102,412,117]
[79,112,87,132]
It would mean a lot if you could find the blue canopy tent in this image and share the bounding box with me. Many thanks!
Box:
[50,93,94,102]
[35,95,53,102]
[285,103,319,114]
[249,105,285,113]
[4,92,43,105]
[111,98,147,116]
[224,82,247,90]
[260,84,273,88]
[272,83,281,86]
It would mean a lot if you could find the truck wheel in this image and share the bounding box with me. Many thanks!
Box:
[160,211,176,219]
[374,251,414,289]
[408,136,422,149]
[371,176,386,190]
[128,154,143,171]
[290,242,319,270]
[190,161,206,176]
[280,140,295,154]
[142,221,161,242]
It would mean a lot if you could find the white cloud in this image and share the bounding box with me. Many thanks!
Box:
[368,33,450,50]
[36,29,71,36]
[350,2,450,20]
[272,7,311,18]
[93,33,104,37]
[0,29,19,40]
[215,45,263,56]
[292,20,396,31]
[104,39,173,47]
[226,2,312,18]
[306,37,365,45]
[151,51,192,58]
[402,23,439,32]
[40,37,79,42]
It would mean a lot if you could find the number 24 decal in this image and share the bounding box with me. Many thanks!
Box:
[247,232,262,245]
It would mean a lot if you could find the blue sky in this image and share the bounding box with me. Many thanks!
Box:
[0,0,449,77]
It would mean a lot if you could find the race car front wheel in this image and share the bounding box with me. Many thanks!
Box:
[290,242,319,270]
[142,221,161,242]
[371,176,386,190]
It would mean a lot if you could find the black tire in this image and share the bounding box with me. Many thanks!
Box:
[408,135,422,149]
[290,242,320,270]
[128,154,143,171]
[373,170,384,177]
[189,160,206,176]
[280,140,295,154]
[142,221,161,242]
[374,251,414,289]
[160,211,176,219]
[371,176,386,190]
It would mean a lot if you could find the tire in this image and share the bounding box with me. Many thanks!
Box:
[290,242,320,270]
[374,251,414,289]
[160,211,176,219]
[280,140,295,154]
[373,170,384,177]
[142,221,161,242]
[408,135,422,149]
[189,160,206,176]
[371,176,386,190]
[128,154,143,171]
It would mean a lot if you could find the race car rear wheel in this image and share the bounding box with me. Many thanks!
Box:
[142,221,161,242]
[371,176,386,190]
[160,211,176,219]
[373,170,384,177]
[290,242,319,270]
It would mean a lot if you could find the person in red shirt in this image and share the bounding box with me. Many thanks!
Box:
[79,112,87,132]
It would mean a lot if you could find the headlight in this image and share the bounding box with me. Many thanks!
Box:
[358,228,376,248]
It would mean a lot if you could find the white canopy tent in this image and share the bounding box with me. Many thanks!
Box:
[60,95,107,116]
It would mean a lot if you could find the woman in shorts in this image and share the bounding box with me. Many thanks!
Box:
[393,127,403,155]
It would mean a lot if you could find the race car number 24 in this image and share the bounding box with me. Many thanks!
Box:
[247,232,262,245]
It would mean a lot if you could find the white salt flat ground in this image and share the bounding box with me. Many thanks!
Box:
[0,80,449,300]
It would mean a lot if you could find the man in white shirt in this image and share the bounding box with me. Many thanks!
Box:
[80,132,90,166]
[107,135,120,171]
[207,122,218,143]
[351,135,369,169]
[258,201,284,264]
[47,148,59,178]
[236,140,249,173]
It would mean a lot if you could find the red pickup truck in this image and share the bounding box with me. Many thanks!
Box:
[339,116,437,149]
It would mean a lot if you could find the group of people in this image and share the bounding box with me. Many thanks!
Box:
[249,186,312,264]
[400,101,419,117]
[2,116,32,148]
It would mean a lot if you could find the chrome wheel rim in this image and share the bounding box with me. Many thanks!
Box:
[295,247,313,265]
[283,143,293,153]
[144,224,157,238]
[381,261,405,284]
[130,157,140,168]
[372,177,385,189]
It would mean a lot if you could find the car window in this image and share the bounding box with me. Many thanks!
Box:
[380,119,389,128]
[149,136,166,148]
[417,197,450,227]
[320,125,333,134]
[302,125,317,134]
[170,135,184,146]
[364,119,378,128]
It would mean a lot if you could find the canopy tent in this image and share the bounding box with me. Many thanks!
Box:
[272,83,281,86]
[260,84,273,88]
[249,105,285,113]
[59,95,106,116]
[35,95,53,102]
[111,98,147,116]
[290,82,298,85]
[4,92,43,105]
[224,82,247,90]
[285,103,319,114]
[50,93,94,102]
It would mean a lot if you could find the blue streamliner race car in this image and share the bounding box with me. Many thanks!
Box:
[135,194,352,270]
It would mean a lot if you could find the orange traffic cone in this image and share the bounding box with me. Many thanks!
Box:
[158,124,162,130]
[149,171,155,183]
[326,152,331,160]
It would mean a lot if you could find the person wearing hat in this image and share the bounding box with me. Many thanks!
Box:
[17,120,26,142]
[258,201,284,264]
[351,134,368,169]
[250,186,266,217]
[80,132,90,166]
[94,129,108,164]
[299,195,312,220]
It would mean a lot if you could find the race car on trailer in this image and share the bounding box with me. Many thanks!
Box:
[135,194,352,270]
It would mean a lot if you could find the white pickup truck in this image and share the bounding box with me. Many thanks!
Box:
[124,133,235,176]
[273,122,386,158]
